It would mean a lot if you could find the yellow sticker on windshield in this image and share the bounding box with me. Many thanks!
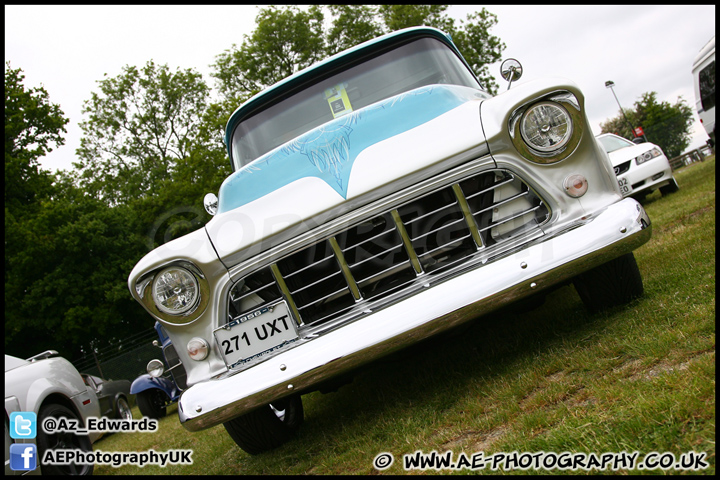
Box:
[325,83,352,118]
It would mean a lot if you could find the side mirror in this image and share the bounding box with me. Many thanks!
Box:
[204,193,218,216]
[632,137,646,144]
[500,59,523,90]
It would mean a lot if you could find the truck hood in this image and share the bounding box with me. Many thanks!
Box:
[206,84,490,269]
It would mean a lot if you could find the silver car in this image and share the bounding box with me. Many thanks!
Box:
[128,27,652,455]
[596,133,680,200]
[5,351,102,475]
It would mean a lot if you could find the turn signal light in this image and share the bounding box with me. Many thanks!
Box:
[564,174,588,198]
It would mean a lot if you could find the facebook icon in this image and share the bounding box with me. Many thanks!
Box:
[10,444,37,471]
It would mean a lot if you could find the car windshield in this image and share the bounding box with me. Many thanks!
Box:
[230,37,481,169]
[597,134,634,153]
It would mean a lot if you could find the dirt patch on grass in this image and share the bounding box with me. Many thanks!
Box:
[440,425,508,452]
[623,350,714,381]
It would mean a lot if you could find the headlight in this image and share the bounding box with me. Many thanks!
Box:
[635,147,662,165]
[147,359,165,378]
[520,101,573,153]
[152,266,200,315]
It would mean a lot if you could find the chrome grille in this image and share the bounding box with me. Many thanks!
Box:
[227,169,549,328]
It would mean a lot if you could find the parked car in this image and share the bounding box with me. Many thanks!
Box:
[5,351,102,475]
[691,36,715,147]
[128,27,652,455]
[130,322,183,419]
[80,373,133,421]
[596,132,679,200]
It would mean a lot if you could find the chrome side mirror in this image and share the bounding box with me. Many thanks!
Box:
[500,58,523,90]
[203,193,218,216]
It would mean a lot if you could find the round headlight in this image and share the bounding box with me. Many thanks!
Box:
[152,266,200,315]
[147,359,165,378]
[520,101,572,153]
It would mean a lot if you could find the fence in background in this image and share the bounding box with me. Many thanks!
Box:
[669,144,714,170]
[72,328,161,382]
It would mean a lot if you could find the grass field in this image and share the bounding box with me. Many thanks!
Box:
[94,156,715,475]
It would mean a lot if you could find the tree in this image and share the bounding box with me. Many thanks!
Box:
[600,92,694,158]
[211,5,506,106]
[212,5,327,104]
[5,63,67,216]
[4,179,150,359]
[75,61,215,205]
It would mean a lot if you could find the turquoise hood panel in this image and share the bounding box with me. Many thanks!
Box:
[217,85,482,214]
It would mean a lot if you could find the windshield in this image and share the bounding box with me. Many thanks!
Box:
[597,134,634,153]
[230,37,481,169]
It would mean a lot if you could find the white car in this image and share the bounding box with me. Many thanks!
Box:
[596,133,679,200]
[5,351,102,475]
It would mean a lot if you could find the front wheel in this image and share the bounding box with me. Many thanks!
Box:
[573,253,644,313]
[223,394,304,455]
[136,389,169,419]
[660,177,680,195]
[37,403,94,475]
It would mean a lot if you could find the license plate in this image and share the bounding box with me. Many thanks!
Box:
[214,302,297,367]
[618,177,631,194]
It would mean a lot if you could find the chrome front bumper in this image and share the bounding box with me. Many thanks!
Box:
[179,198,651,431]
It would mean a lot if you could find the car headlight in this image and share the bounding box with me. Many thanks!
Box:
[152,266,200,315]
[635,147,662,165]
[509,92,583,165]
[520,101,573,153]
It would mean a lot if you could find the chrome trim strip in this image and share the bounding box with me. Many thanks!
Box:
[180,198,650,431]
[282,253,335,279]
[391,209,424,275]
[270,264,303,326]
[452,183,484,248]
[329,237,362,301]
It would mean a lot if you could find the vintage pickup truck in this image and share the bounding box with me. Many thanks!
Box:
[128,26,651,454]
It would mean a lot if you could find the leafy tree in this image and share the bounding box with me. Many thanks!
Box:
[600,92,694,158]
[75,61,215,205]
[212,4,506,105]
[5,63,67,216]
[212,5,326,104]
[326,5,384,55]
[4,178,150,359]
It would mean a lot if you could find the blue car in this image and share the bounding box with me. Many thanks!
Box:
[130,322,186,418]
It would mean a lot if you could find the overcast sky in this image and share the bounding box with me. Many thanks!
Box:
[5,5,716,173]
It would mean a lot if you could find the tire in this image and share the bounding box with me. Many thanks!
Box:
[115,396,133,421]
[660,177,680,195]
[37,403,94,475]
[136,389,168,419]
[223,394,304,455]
[573,253,644,313]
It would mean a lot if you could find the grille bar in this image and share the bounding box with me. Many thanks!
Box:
[227,169,550,329]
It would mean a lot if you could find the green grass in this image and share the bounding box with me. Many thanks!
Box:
[94,157,715,475]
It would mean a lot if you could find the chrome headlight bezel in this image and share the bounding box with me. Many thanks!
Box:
[135,261,210,325]
[509,91,584,164]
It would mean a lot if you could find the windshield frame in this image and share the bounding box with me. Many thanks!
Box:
[224,28,484,171]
